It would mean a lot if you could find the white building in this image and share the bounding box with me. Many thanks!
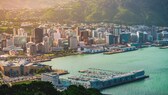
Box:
[41,73,62,87]
[69,36,78,49]
[17,28,27,36]
[43,36,50,53]
[54,31,61,40]
[13,28,17,36]
[162,31,168,39]
[92,30,97,38]
[26,41,36,56]
[26,37,36,56]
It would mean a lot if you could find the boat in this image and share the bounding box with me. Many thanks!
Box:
[160,46,168,49]
[103,50,123,55]
[78,70,88,73]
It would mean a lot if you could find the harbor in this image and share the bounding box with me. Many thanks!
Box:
[43,47,168,95]
[61,68,149,90]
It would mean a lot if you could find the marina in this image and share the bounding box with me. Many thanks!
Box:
[61,69,149,89]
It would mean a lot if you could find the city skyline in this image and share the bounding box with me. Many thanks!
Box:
[0,0,168,95]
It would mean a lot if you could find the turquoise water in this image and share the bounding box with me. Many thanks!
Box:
[43,47,168,95]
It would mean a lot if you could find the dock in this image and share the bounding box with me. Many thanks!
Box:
[52,69,69,75]
[61,69,149,89]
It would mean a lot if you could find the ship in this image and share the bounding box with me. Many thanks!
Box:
[103,50,123,55]
[61,69,149,89]
[160,46,168,49]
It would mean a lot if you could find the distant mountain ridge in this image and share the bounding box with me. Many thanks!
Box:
[0,0,168,26]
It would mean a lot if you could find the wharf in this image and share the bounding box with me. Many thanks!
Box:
[62,68,149,89]
[52,69,69,75]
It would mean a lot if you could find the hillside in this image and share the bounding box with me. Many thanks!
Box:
[66,0,168,25]
[0,0,168,26]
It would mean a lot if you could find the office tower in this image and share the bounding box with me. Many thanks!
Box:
[120,32,131,44]
[29,44,37,55]
[69,36,78,49]
[143,32,148,43]
[131,33,138,43]
[161,31,168,39]
[13,28,16,36]
[36,43,44,53]
[26,37,36,55]
[43,36,50,53]
[34,28,44,43]
[106,33,115,45]
[137,31,144,44]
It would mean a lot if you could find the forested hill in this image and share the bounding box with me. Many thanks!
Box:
[1,0,168,26]
[67,0,168,25]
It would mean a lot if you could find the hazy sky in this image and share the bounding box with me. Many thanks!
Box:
[0,0,70,9]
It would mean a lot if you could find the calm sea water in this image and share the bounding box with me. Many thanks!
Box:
[43,47,168,95]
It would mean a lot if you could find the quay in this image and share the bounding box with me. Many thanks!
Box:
[104,46,138,55]
[52,69,69,75]
[61,68,149,90]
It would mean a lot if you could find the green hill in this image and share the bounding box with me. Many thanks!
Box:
[66,0,168,26]
[1,0,168,26]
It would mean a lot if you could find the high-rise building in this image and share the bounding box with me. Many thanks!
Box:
[75,27,80,36]
[26,36,36,55]
[120,32,131,44]
[36,43,44,53]
[34,28,44,43]
[143,32,148,43]
[106,34,115,45]
[161,31,168,39]
[98,32,103,39]
[151,26,158,41]
[54,31,61,40]
[29,44,37,55]
[114,26,122,36]
[43,36,50,53]
[114,36,120,44]
[148,35,153,42]
[131,33,138,43]
[137,31,144,44]
[157,32,162,41]
[92,30,98,38]
[88,38,94,45]
[13,28,17,36]
[17,28,27,36]
[69,36,78,49]
[1,40,6,49]
[80,31,89,42]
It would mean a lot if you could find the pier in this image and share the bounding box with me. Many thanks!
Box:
[62,69,149,89]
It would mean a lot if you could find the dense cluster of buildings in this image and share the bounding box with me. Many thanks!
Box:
[0,23,168,56]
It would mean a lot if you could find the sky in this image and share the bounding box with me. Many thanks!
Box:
[0,0,70,9]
